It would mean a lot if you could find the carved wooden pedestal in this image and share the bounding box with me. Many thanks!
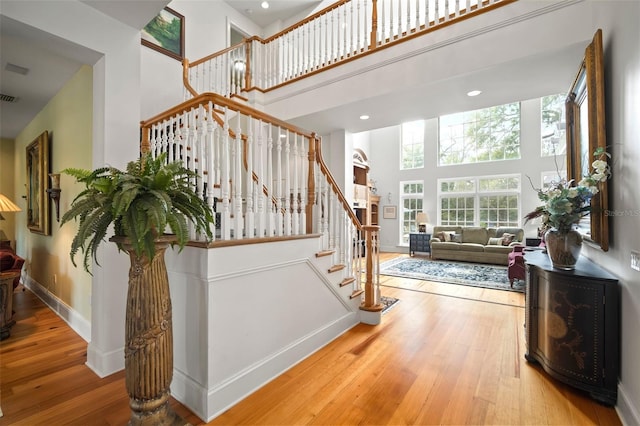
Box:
[113,236,190,426]
[524,251,619,405]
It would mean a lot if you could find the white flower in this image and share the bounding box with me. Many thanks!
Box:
[567,188,579,198]
[592,159,607,172]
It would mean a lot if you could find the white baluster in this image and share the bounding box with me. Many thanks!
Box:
[168,117,176,163]
[256,119,265,238]
[196,105,205,214]
[324,13,329,65]
[205,103,216,241]
[233,118,243,239]
[298,137,306,234]
[444,0,450,21]
[435,0,440,23]
[275,126,283,236]
[266,124,275,236]
[221,107,231,240]
[292,133,300,235]
[283,131,291,236]
[415,0,421,29]
[245,116,255,238]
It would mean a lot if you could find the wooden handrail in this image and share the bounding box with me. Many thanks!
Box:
[141,92,314,139]
[183,0,516,98]
[315,136,362,230]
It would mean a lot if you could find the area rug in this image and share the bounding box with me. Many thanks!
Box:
[380,257,524,293]
[381,296,399,314]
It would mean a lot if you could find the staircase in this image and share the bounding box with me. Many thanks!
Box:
[139,0,513,420]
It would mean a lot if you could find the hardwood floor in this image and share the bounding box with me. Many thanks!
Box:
[1,253,621,425]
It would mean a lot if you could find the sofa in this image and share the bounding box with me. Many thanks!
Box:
[430,226,524,265]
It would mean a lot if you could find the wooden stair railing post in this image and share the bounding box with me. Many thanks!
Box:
[370,0,378,49]
[140,124,151,155]
[361,225,382,312]
[306,134,318,234]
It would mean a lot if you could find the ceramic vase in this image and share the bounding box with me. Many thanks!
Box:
[544,227,583,270]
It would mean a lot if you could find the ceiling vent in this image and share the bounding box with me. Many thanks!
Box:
[0,94,19,103]
[5,62,30,75]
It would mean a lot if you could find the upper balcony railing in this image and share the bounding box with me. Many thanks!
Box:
[183,0,514,98]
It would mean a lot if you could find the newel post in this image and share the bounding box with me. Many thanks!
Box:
[140,124,150,155]
[244,39,252,91]
[306,134,318,234]
[360,225,382,325]
[370,0,378,49]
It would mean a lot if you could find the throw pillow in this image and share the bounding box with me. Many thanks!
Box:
[488,237,502,245]
[501,233,515,246]
[436,231,451,242]
[451,233,462,243]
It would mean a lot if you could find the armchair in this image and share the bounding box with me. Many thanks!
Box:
[0,248,24,289]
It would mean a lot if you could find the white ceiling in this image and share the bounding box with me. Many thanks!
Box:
[224,0,323,28]
[0,0,584,142]
[0,1,168,140]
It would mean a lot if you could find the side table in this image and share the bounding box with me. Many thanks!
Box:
[409,233,431,256]
[1,270,20,340]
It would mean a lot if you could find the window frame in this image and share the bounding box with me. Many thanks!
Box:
[437,173,522,228]
[399,180,424,245]
[400,120,425,170]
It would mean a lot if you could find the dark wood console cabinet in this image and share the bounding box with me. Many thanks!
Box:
[409,233,431,256]
[524,251,619,405]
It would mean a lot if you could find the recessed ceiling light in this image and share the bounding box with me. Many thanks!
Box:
[467,90,482,97]
[261,1,269,9]
[359,115,370,120]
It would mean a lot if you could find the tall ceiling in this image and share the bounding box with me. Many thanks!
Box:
[225,0,323,28]
[0,0,583,141]
[0,0,320,140]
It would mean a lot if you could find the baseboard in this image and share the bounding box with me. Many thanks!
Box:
[616,383,640,426]
[23,276,91,342]
[171,312,358,422]
[86,344,124,378]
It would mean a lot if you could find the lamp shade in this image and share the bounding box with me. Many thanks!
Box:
[0,193,21,213]
[416,212,429,224]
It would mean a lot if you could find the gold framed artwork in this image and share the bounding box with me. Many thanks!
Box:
[26,131,50,235]
[566,29,609,251]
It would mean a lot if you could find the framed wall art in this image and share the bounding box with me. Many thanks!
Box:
[26,131,51,235]
[383,205,397,219]
[141,7,185,61]
[566,29,609,251]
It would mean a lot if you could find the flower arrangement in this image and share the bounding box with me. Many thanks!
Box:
[525,147,611,234]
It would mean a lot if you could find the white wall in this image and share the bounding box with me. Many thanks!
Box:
[2,0,143,377]
[141,0,264,119]
[586,2,640,425]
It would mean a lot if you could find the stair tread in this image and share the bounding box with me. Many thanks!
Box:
[340,277,355,287]
[316,250,335,258]
[328,264,346,273]
[350,289,364,299]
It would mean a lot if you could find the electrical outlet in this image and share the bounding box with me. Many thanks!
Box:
[631,250,640,272]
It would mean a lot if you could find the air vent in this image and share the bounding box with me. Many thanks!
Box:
[5,62,29,75]
[0,94,18,103]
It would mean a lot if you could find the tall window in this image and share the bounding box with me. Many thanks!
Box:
[438,175,521,227]
[400,181,423,244]
[541,93,567,157]
[401,120,425,169]
[439,102,521,165]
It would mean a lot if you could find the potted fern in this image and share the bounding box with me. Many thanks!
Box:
[61,152,214,425]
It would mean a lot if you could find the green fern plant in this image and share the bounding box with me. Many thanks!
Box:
[61,152,214,273]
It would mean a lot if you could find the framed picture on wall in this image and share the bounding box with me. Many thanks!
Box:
[26,131,51,236]
[141,7,185,61]
[383,205,397,219]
